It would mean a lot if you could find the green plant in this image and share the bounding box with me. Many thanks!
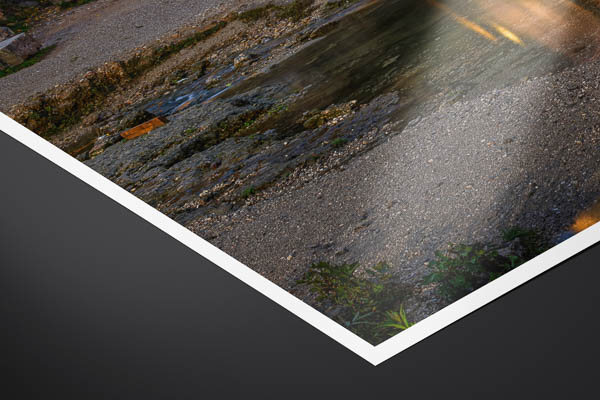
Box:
[0,0,43,32]
[425,228,548,304]
[268,103,288,115]
[59,0,96,9]
[297,261,412,344]
[382,305,414,331]
[501,226,547,259]
[241,186,256,198]
[502,226,531,242]
[236,5,275,22]
[276,0,314,21]
[0,45,56,79]
[299,261,359,301]
[0,1,98,32]
[214,109,266,139]
[324,0,360,12]
[425,244,514,303]
[331,137,348,148]
[235,0,314,23]
[144,21,227,68]
[14,22,227,138]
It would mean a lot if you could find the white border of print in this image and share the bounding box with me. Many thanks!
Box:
[2,111,599,366]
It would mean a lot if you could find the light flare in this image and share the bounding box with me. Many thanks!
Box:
[428,0,497,42]
[571,202,600,233]
[490,22,524,46]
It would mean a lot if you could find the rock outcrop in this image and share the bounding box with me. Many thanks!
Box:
[0,32,41,67]
[0,27,14,41]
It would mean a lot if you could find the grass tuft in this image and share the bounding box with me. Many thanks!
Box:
[331,137,348,148]
[59,0,96,10]
[13,22,227,138]
[0,45,56,79]
[236,0,315,23]
[241,186,257,198]
[298,261,412,344]
[425,227,548,303]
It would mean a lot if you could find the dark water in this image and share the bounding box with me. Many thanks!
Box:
[143,65,237,116]
[240,0,598,111]
[145,0,600,129]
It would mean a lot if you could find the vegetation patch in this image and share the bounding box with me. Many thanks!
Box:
[11,22,227,138]
[214,108,268,139]
[235,0,315,23]
[299,228,547,342]
[58,0,96,10]
[241,185,257,198]
[276,0,315,21]
[0,0,47,32]
[235,4,275,22]
[501,226,547,258]
[0,0,98,32]
[300,100,357,129]
[134,21,227,70]
[331,137,348,148]
[161,108,268,169]
[425,227,548,303]
[0,44,55,79]
[324,0,361,12]
[267,103,288,115]
[297,261,413,345]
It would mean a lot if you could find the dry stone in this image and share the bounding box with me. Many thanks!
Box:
[0,33,41,66]
[0,27,14,41]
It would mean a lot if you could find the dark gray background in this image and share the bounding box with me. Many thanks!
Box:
[1,130,598,398]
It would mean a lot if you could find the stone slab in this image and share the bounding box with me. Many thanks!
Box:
[0,27,14,41]
[0,33,42,67]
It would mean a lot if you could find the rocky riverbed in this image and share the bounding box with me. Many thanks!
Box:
[6,0,600,340]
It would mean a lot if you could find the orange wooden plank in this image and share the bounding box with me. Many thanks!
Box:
[175,100,193,112]
[70,141,94,156]
[120,116,168,140]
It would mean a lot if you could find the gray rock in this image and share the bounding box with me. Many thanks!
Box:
[0,33,42,66]
[0,27,14,41]
[233,52,258,69]
[497,238,527,260]
[76,151,89,162]
[233,53,250,69]
[63,126,101,155]
[89,133,123,158]
[554,231,575,245]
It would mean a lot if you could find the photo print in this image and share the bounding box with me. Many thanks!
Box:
[2,0,600,363]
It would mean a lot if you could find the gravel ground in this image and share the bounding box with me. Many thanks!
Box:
[5,0,600,324]
[0,0,262,112]
[189,58,600,321]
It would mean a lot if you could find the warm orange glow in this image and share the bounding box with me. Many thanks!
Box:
[571,202,600,232]
[428,0,497,42]
[490,23,524,46]
[469,0,600,57]
[520,0,560,22]
[562,0,592,17]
